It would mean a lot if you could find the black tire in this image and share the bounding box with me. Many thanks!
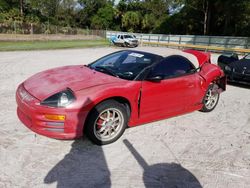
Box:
[200,84,220,112]
[124,42,130,47]
[85,100,128,145]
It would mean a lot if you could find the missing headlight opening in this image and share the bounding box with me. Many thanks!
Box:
[40,89,75,108]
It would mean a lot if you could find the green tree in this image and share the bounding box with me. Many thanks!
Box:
[28,0,60,20]
[144,0,169,18]
[169,0,250,36]
[0,0,10,11]
[142,13,156,32]
[0,0,249,36]
[57,0,79,27]
[91,4,115,29]
[0,0,20,11]
[122,11,141,32]
[117,0,170,32]
[78,0,111,27]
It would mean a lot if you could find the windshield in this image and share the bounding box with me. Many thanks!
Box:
[89,51,161,80]
[222,52,238,58]
[124,35,134,39]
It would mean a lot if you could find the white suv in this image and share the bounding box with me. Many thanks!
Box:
[111,34,139,47]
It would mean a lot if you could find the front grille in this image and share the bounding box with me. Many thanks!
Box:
[44,128,64,133]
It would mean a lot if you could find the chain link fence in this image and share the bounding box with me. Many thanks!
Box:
[0,22,106,41]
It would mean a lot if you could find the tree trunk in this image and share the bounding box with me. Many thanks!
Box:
[203,0,212,35]
[20,0,24,16]
[203,0,209,35]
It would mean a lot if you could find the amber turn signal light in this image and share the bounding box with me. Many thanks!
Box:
[44,114,66,121]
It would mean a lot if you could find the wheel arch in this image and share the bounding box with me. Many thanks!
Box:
[199,63,226,92]
[201,75,226,93]
[83,96,132,133]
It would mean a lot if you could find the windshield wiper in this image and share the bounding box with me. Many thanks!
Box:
[94,66,119,77]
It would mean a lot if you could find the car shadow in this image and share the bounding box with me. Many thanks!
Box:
[44,139,111,188]
[123,139,202,188]
[44,97,111,188]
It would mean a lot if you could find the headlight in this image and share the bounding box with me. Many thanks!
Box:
[225,65,231,72]
[18,85,35,102]
[41,89,75,107]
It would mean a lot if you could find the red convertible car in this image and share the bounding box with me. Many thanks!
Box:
[16,49,226,145]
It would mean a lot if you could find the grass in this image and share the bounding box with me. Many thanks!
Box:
[0,39,109,51]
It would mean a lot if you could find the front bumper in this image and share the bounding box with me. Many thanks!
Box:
[128,41,139,46]
[16,85,87,139]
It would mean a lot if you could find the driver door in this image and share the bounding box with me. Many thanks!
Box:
[139,56,201,122]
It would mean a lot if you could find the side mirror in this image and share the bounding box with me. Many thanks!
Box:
[146,75,163,82]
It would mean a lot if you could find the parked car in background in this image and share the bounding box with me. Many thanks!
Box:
[217,52,239,70]
[16,49,226,145]
[218,53,250,85]
[111,34,139,47]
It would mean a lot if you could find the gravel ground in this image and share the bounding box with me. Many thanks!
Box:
[0,47,250,188]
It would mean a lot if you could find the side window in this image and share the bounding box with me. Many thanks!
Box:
[149,55,195,79]
[121,35,124,39]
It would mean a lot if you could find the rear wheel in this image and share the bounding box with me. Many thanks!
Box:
[200,84,220,112]
[85,100,128,145]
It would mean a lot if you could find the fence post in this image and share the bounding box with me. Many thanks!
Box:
[193,36,196,45]
[179,35,182,49]
[208,36,211,46]
[140,34,143,47]
[157,35,160,46]
[246,37,250,50]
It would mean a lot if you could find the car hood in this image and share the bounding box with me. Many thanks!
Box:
[127,38,138,41]
[24,65,123,100]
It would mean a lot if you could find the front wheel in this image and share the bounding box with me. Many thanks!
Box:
[85,100,128,145]
[200,84,220,112]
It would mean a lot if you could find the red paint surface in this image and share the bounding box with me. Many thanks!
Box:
[16,51,225,139]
